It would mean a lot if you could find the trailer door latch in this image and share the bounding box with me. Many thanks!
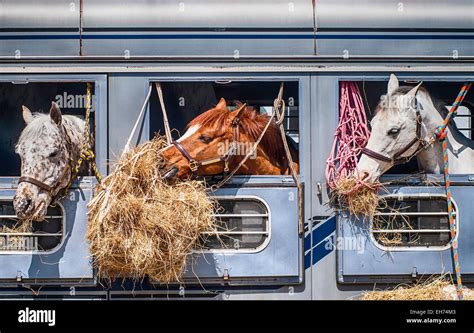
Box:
[223,269,229,281]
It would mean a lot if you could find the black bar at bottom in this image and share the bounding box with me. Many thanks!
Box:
[0,300,472,331]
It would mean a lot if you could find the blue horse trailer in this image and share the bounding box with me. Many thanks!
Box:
[0,0,473,300]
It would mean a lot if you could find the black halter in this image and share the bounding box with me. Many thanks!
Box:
[361,100,427,165]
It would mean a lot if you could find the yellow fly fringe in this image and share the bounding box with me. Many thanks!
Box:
[87,135,217,283]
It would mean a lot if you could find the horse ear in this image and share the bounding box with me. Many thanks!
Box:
[229,103,247,124]
[387,74,399,95]
[21,105,33,124]
[216,98,227,110]
[406,82,423,97]
[49,102,62,125]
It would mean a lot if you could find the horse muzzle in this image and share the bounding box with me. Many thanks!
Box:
[13,194,35,219]
[355,154,386,183]
[13,193,48,221]
[161,165,179,180]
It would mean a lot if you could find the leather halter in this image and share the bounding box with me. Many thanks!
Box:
[172,105,246,175]
[18,176,55,194]
[361,100,426,166]
[18,124,76,199]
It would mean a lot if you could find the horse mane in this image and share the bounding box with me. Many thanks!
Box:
[15,113,84,153]
[188,101,289,170]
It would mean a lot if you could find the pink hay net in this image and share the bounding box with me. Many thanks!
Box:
[326,81,370,189]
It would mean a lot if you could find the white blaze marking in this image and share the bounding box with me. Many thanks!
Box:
[177,125,200,142]
[161,145,172,152]
[160,124,200,152]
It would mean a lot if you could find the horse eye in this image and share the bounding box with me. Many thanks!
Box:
[387,128,400,136]
[49,150,59,158]
[198,135,213,144]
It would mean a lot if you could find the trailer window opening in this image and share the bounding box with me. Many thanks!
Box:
[0,200,64,253]
[371,195,455,249]
[0,81,97,177]
[149,80,300,177]
[345,80,474,176]
[201,197,270,251]
[450,105,472,139]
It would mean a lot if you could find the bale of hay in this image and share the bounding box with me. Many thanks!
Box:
[361,277,474,300]
[331,176,381,217]
[87,136,217,283]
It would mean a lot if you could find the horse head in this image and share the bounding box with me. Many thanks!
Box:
[356,74,424,183]
[161,98,294,180]
[13,102,82,220]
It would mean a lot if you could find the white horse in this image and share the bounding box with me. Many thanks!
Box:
[13,102,85,220]
[357,74,474,182]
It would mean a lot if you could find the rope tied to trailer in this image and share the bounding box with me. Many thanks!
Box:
[211,83,289,189]
[431,82,472,301]
[155,82,173,144]
[59,82,102,200]
[207,83,304,235]
[273,85,304,236]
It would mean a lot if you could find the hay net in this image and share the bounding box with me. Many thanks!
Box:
[325,81,370,189]
[87,135,217,283]
[325,82,382,217]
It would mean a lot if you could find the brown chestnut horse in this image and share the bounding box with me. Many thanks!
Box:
[161,98,299,180]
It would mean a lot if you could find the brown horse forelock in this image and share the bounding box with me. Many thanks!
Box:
[188,102,288,170]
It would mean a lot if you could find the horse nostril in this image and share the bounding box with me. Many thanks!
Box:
[17,197,33,214]
[162,165,179,180]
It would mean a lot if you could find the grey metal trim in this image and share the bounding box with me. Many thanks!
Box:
[0,55,474,62]
[372,229,451,234]
[0,197,66,256]
[370,194,458,252]
[83,0,314,28]
[213,214,268,218]
[197,195,271,254]
[1,64,474,75]
[0,233,63,237]
[375,212,455,217]
[316,0,474,30]
[336,74,474,82]
[0,215,62,219]
[203,231,269,235]
[0,0,80,29]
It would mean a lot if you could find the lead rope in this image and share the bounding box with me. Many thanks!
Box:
[433,82,472,301]
[210,83,304,236]
[273,84,304,236]
[155,82,173,144]
[209,108,275,191]
[123,84,153,154]
[60,82,102,200]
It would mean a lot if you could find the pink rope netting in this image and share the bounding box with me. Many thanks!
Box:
[325,82,370,190]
